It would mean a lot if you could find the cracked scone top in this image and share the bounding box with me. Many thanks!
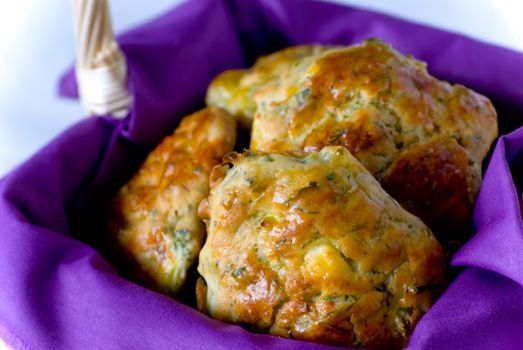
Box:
[109,107,236,295]
[197,147,445,348]
[206,39,498,242]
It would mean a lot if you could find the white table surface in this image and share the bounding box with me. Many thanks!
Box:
[0,0,522,176]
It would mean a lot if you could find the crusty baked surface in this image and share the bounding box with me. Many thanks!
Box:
[197,147,445,348]
[207,39,498,241]
[109,107,236,295]
[206,45,331,128]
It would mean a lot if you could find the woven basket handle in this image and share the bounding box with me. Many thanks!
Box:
[72,0,132,118]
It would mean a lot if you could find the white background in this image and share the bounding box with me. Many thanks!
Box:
[0,0,522,176]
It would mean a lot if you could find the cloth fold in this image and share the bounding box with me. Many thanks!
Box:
[2,0,523,348]
[452,129,523,286]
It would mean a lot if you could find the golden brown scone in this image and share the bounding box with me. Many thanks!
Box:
[109,107,236,295]
[197,147,445,348]
[246,39,497,242]
[206,45,332,128]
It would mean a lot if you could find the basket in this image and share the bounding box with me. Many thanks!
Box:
[1,0,523,349]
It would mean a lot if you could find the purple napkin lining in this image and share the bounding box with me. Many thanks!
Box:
[2,0,523,349]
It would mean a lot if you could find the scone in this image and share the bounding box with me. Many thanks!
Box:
[206,45,332,128]
[109,107,236,295]
[211,39,498,242]
[197,147,445,348]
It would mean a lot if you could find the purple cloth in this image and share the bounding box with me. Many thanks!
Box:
[2,0,523,348]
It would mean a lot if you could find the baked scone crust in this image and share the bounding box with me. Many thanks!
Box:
[110,107,236,295]
[206,45,332,128]
[197,147,445,348]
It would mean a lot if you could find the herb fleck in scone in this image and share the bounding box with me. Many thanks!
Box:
[110,107,236,295]
[207,39,498,243]
[197,147,445,348]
